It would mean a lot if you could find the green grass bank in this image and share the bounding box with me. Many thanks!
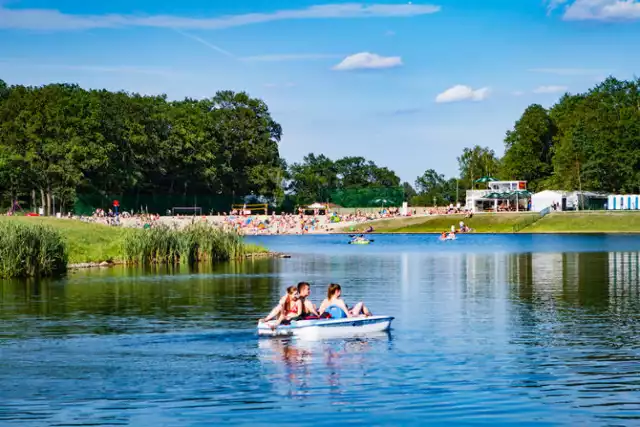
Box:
[0,217,267,278]
[346,211,640,234]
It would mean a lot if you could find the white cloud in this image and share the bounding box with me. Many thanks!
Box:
[529,67,609,75]
[332,52,402,71]
[547,0,570,12]
[435,85,490,103]
[549,0,640,21]
[242,54,341,62]
[533,85,568,93]
[0,3,441,30]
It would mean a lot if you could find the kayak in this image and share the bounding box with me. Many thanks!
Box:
[439,235,456,241]
[348,234,374,245]
[257,315,394,338]
[349,239,373,245]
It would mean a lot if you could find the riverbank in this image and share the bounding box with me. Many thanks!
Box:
[345,212,640,234]
[0,217,272,269]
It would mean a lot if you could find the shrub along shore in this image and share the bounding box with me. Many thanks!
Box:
[0,218,268,278]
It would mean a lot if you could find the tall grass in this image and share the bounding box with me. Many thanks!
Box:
[0,221,68,278]
[122,222,247,266]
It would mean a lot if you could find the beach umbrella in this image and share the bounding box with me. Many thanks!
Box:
[372,198,391,208]
[474,176,498,184]
[510,190,531,212]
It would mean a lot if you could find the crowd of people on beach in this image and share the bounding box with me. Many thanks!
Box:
[4,202,478,235]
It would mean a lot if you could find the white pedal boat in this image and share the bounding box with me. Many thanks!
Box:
[257,315,394,338]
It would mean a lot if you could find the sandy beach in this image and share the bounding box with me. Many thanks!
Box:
[115,213,390,235]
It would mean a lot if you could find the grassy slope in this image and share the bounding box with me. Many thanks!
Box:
[0,217,267,264]
[347,211,640,233]
[527,212,640,233]
[347,213,537,233]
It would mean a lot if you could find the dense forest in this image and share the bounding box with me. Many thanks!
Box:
[0,79,407,213]
[0,79,283,214]
[500,77,640,193]
[1,76,638,214]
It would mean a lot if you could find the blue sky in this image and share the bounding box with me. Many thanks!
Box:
[1,0,639,183]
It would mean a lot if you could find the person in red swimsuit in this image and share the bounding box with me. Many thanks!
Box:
[260,286,302,329]
[282,286,301,317]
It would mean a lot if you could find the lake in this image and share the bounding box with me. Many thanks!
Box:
[1,234,640,426]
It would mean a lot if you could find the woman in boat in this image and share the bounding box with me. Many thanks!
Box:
[318,283,371,319]
[259,286,302,325]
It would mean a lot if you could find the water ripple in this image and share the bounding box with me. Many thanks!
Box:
[2,239,640,425]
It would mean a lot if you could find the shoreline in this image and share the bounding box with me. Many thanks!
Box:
[67,251,290,270]
[248,230,640,236]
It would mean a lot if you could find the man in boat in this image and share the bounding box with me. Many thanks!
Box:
[259,281,319,323]
[297,282,320,319]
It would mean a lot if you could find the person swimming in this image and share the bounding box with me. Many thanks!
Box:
[318,283,371,319]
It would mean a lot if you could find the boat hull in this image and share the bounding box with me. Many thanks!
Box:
[349,240,371,245]
[257,315,394,338]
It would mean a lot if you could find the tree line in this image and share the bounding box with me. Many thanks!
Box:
[410,76,640,206]
[1,76,637,214]
[501,77,640,194]
[0,79,283,214]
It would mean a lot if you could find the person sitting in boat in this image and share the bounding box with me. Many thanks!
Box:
[259,286,302,326]
[441,231,447,239]
[297,281,320,319]
[318,283,372,319]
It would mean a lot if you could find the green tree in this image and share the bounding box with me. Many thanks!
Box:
[334,156,400,188]
[402,181,417,202]
[0,79,8,101]
[501,104,555,191]
[457,145,500,188]
[288,154,337,204]
[551,77,640,192]
[287,154,401,206]
[0,80,286,214]
[411,169,463,206]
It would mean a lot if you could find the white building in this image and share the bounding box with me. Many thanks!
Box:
[530,190,566,212]
[466,180,528,212]
[607,194,640,210]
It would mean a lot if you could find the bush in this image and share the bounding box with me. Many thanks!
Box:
[122,223,247,266]
[0,221,68,278]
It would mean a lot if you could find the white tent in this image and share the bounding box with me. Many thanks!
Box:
[531,190,565,212]
[307,203,326,209]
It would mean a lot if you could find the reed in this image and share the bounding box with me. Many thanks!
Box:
[0,221,68,278]
[122,222,248,266]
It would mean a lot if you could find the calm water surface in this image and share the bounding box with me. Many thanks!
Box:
[2,234,640,426]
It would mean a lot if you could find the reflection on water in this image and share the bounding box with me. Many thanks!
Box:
[0,260,284,338]
[2,235,640,425]
[258,333,391,402]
